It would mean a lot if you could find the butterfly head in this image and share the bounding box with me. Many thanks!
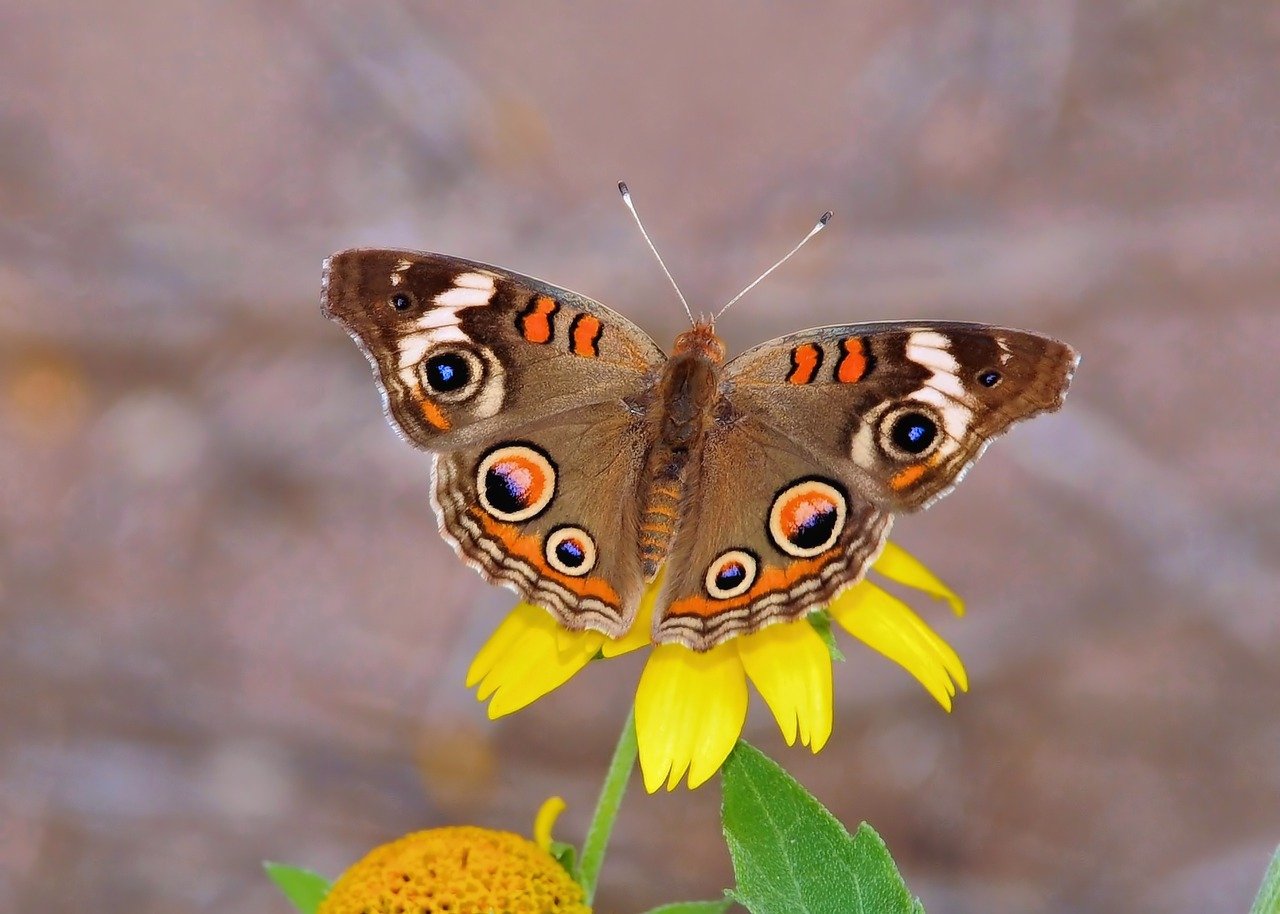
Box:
[673,321,726,364]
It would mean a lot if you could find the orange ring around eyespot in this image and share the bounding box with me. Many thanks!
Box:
[476,444,557,523]
[767,478,847,558]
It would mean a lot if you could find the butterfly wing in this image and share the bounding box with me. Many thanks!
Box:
[723,321,1078,510]
[324,249,665,635]
[654,410,892,649]
[322,248,665,451]
[652,321,1076,649]
[432,400,650,635]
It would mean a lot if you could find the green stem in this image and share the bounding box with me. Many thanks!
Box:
[578,703,637,904]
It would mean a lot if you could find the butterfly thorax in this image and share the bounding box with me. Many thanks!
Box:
[635,322,728,581]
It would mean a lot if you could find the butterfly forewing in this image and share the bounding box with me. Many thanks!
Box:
[322,249,665,452]
[724,322,1078,510]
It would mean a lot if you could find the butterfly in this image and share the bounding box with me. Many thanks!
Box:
[322,206,1077,652]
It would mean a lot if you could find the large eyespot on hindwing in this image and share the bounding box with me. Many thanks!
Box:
[544,525,598,576]
[877,404,943,462]
[767,477,848,558]
[704,549,759,600]
[476,443,557,523]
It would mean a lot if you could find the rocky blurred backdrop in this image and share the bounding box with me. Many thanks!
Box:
[1,3,1277,912]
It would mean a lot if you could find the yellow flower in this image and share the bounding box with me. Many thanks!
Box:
[319,798,587,914]
[467,543,967,792]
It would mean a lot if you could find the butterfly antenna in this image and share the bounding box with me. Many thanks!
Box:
[618,181,696,326]
[713,210,833,322]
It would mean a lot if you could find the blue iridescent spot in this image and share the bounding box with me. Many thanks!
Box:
[425,352,470,393]
[890,412,937,455]
[715,562,746,589]
[555,539,586,568]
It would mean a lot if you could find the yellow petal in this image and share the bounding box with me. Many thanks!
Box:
[830,582,968,711]
[466,603,539,689]
[601,572,663,658]
[468,603,605,718]
[635,642,747,792]
[737,619,833,752]
[533,795,566,852]
[873,541,965,616]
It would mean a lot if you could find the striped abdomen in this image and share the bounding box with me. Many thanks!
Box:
[638,476,682,580]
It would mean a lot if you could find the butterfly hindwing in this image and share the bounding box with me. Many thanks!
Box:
[653,410,891,649]
[432,401,650,637]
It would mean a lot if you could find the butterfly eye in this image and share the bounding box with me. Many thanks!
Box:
[545,525,598,576]
[390,292,415,311]
[704,549,759,599]
[978,369,1002,388]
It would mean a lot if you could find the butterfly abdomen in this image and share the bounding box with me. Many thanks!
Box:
[638,475,682,581]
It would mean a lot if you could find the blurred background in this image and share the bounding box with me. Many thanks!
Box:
[2,2,1278,912]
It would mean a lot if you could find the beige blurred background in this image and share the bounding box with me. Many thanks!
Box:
[2,2,1278,912]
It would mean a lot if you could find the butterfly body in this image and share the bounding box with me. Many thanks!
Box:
[324,248,1077,651]
[635,324,728,579]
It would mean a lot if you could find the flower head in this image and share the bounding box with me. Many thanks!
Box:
[468,542,966,792]
[319,800,588,914]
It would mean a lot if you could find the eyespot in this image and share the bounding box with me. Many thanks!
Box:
[476,443,557,523]
[544,525,598,576]
[978,369,1002,388]
[421,347,485,403]
[878,405,943,461]
[768,478,847,558]
[390,291,415,311]
[891,412,936,453]
[704,549,759,600]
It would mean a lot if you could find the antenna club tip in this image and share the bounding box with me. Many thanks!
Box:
[819,211,834,225]
[617,181,630,197]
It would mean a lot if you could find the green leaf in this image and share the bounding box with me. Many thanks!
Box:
[263,862,331,914]
[721,741,922,914]
[1251,845,1280,914]
[550,839,579,882]
[808,612,845,663]
[639,901,734,914]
